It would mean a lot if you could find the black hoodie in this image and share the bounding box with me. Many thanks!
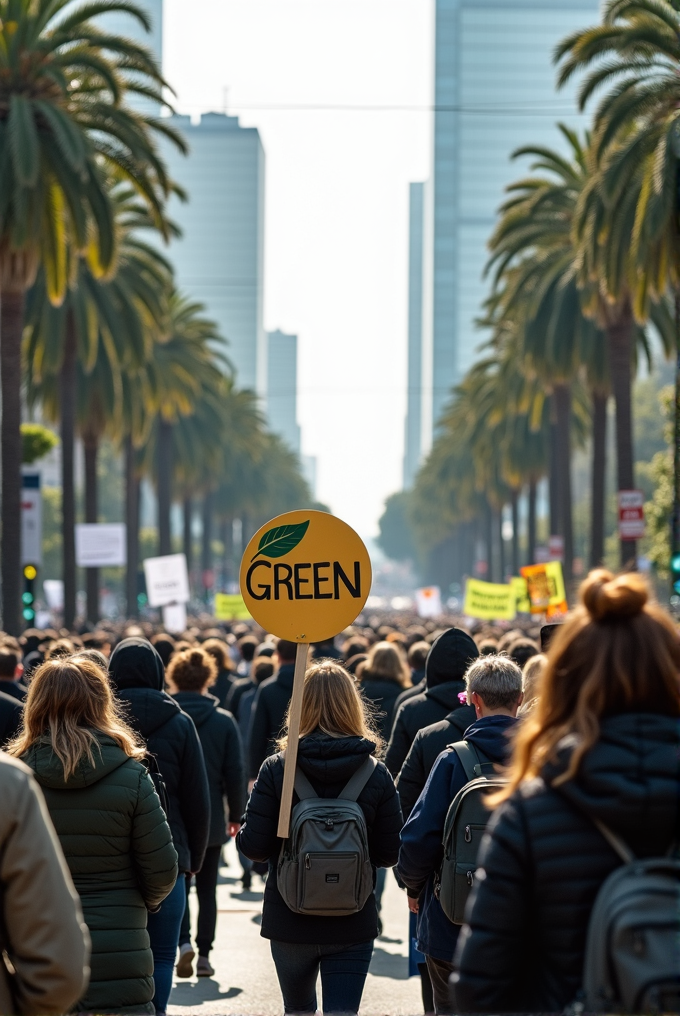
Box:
[385,628,479,776]
[237,731,403,945]
[453,713,680,1014]
[109,638,210,873]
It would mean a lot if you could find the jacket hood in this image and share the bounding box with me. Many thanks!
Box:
[426,681,468,709]
[296,730,376,785]
[426,628,479,688]
[463,714,518,766]
[109,637,165,692]
[545,713,680,856]
[171,691,218,727]
[23,732,130,790]
[117,685,183,737]
[275,663,295,690]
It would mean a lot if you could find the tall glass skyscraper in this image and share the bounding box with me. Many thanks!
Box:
[405,0,600,480]
[267,330,301,456]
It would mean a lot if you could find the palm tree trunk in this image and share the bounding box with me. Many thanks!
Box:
[527,479,537,566]
[1,290,24,635]
[219,516,229,589]
[83,431,99,624]
[553,383,573,584]
[183,497,193,587]
[511,491,519,576]
[202,492,214,603]
[671,289,680,594]
[157,419,172,556]
[484,500,493,581]
[549,405,560,539]
[590,390,608,568]
[498,508,505,582]
[607,306,636,568]
[60,316,77,630]
[125,436,139,617]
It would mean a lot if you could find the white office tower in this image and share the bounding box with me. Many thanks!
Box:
[407,0,601,473]
[161,114,267,394]
[266,330,301,456]
[403,183,425,490]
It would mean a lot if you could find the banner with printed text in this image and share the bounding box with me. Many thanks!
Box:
[463,579,516,620]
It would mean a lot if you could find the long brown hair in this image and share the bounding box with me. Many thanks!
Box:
[7,655,145,779]
[277,660,382,753]
[496,569,680,802]
[360,641,410,687]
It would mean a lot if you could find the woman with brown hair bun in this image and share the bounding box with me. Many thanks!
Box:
[237,660,402,1016]
[453,570,680,1015]
[166,647,246,979]
[8,655,178,1016]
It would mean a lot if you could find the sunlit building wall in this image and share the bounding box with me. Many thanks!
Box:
[267,330,301,456]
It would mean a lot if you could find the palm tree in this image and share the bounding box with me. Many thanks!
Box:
[25,184,175,623]
[555,0,680,568]
[0,0,185,631]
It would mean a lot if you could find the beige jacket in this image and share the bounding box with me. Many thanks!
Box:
[0,754,90,1015]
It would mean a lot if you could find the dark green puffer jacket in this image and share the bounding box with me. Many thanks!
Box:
[23,733,178,1016]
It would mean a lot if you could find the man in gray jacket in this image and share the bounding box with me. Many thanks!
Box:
[0,753,90,1015]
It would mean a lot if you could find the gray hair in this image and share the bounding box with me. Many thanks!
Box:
[464,653,522,710]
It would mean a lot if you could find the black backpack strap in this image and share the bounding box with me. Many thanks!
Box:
[293,768,318,801]
[448,740,496,779]
[341,756,377,802]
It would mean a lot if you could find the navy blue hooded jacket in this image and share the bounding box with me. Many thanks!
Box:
[397,714,517,961]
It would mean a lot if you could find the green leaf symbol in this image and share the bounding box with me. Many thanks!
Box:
[251,520,310,561]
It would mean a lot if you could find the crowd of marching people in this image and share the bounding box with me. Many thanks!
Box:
[0,566,678,1015]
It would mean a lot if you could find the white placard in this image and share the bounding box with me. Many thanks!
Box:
[21,473,42,566]
[43,579,64,610]
[143,553,190,607]
[162,602,187,633]
[76,523,127,567]
[415,586,442,618]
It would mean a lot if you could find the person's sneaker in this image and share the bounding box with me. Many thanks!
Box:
[176,943,195,978]
[196,956,215,977]
[242,870,252,891]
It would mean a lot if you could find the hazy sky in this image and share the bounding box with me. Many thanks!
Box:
[163,0,432,538]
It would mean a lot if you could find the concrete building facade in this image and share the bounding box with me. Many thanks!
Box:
[266,329,301,456]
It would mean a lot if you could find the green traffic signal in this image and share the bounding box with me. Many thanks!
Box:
[22,607,35,621]
[672,554,680,574]
[22,591,34,605]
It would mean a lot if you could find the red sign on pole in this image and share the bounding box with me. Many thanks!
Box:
[618,490,645,540]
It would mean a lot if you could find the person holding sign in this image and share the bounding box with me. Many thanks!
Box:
[237,661,402,1016]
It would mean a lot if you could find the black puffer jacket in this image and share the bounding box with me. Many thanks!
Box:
[237,732,403,945]
[172,691,246,844]
[0,689,23,746]
[109,638,210,875]
[396,704,476,819]
[385,628,478,777]
[358,676,405,742]
[453,713,680,1014]
[248,664,295,778]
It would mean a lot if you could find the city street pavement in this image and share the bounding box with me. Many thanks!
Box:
[168,841,424,1016]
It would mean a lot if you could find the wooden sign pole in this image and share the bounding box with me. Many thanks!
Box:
[276,642,310,839]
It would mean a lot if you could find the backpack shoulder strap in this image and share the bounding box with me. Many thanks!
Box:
[293,767,318,801]
[591,816,635,864]
[448,740,496,780]
[341,755,378,802]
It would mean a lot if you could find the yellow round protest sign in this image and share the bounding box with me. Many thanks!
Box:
[239,510,371,642]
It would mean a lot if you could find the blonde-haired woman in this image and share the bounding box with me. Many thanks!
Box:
[357,641,410,741]
[238,660,402,1016]
[453,570,680,1014]
[8,655,178,1016]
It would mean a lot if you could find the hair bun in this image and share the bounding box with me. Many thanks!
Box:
[581,568,648,621]
[190,649,204,666]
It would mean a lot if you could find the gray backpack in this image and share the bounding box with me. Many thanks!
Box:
[436,740,506,925]
[576,817,680,1014]
[277,755,377,916]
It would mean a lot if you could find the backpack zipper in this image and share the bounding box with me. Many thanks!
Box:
[464,824,472,842]
[305,853,311,870]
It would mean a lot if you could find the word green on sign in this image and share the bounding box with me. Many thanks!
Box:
[214,593,251,621]
[463,578,516,620]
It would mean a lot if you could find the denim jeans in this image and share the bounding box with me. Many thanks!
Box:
[179,844,222,957]
[270,939,374,1015]
[147,876,185,1013]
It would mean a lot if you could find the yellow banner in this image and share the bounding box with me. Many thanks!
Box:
[463,579,516,620]
[511,576,531,613]
[213,593,251,621]
[520,562,568,616]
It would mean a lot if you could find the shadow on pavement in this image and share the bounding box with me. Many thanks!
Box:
[369,946,410,980]
[170,980,244,1006]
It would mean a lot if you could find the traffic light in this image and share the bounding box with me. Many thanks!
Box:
[22,564,37,623]
[672,553,680,597]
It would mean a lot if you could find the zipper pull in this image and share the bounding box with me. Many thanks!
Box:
[464,824,472,842]
[305,854,311,869]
